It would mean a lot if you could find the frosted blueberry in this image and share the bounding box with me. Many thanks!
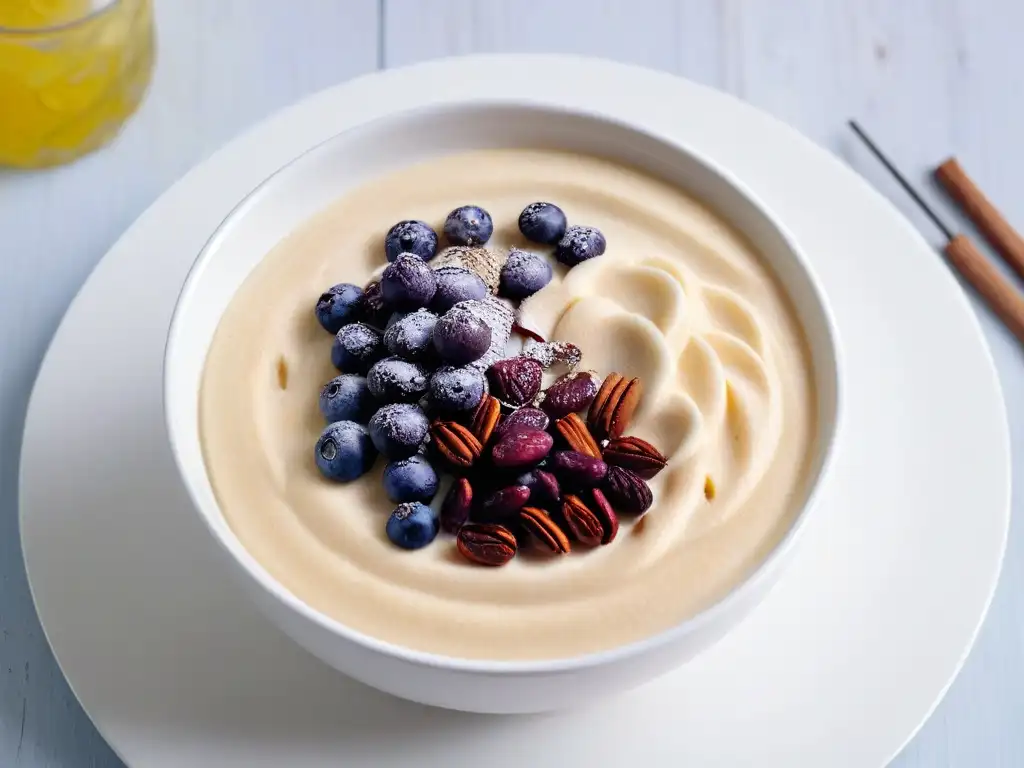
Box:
[518,202,567,245]
[432,306,492,365]
[331,322,384,374]
[385,220,438,263]
[315,283,363,334]
[386,502,439,550]
[380,254,437,310]
[314,421,377,481]
[430,266,488,314]
[383,310,438,361]
[369,403,430,460]
[367,356,429,403]
[444,205,493,247]
[555,225,606,267]
[383,455,439,504]
[499,248,553,300]
[319,374,376,424]
[429,365,485,413]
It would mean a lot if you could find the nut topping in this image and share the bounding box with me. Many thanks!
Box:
[538,370,599,419]
[440,477,473,533]
[429,420,483,470]
[314,203,668,565]
[481,485,531,521]
[517,469,561,506]
[588,373,642,440]
[519,507,571,554]
[563,490,618,546]
[469,394,501,446]
[522,339,582,370]
[487,357,543,406]
[550,450,608,489]
[602,436,667,479]
[491,428,553,469]
[602,465,654,515]
[561,494,602,546]
[456,523,517,566]
[590,488,619,544]
[555,413,602,458]
[496,406,549,437]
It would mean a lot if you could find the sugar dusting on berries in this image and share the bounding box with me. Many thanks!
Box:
[454,297,514,370]
[373,403,427,445]
[522,340,582,371]
[433,246,505,292]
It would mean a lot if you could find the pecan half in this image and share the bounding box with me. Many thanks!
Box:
[496,406,549,437]
[551,450,608,489]
[481,485,531,521]
[517,469,561,506]
[590,488,619,544]
[470,394,501,446]
[440,477,473,534]
[491,428,553,469]
[588,373,643,440]
[519,507,571,554]
[555,413,602,458]
[603,436,667,479]
[430,420,483,470]
[602,465,654,515]
[563,491,619,546]
[562,494,601,546]
[487,357,543,406]
[539,371,599,419]
[457,523,517,566]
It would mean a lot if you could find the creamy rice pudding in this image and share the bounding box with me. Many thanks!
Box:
[199,149,816,660]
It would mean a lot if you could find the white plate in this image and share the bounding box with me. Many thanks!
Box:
[19,56,1010,767]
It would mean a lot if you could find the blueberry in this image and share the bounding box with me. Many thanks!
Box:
[430,266,488,313]
[385,502,439,550]
[555,225,606,267]
[383,455,439,503]
[315,283,364,334]
[444,205,493,247]
[499,248,553,300]
[518,202,567,245]
[367,356,430,403]
[385,311,408,331]
[319,374,375,423]
[385,220,438,263]
[369,403,430,459]
[381,254,437,310]
[314,421,377,481]
[384,310,438,361]
[429,365,485,413]
[433,306,492,365]
[331,322,384,374]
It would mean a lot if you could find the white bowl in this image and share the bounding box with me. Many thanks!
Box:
[164,103,842,714]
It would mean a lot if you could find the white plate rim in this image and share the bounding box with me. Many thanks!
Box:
[18,54,1011,767]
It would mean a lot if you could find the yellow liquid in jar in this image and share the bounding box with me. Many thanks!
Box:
[0,0,154,168]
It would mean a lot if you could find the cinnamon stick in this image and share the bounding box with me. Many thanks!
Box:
[945,234,1024,344]
[935,158,1024,282]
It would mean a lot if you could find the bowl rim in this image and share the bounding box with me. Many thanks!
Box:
[163,99,844,675]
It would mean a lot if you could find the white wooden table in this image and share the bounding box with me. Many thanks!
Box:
[2,2,1020,765]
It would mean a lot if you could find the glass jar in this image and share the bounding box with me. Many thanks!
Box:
[0,0,155,168]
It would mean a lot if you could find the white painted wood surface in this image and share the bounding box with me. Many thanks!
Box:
[2,1,1021,764]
